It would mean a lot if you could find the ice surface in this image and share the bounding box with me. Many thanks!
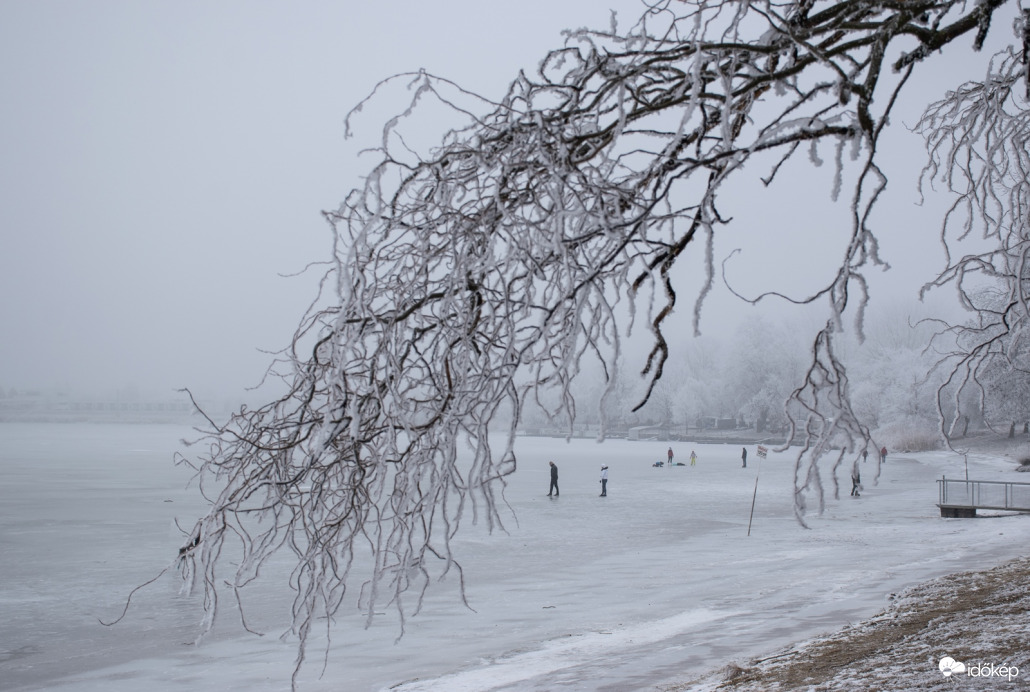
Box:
[1,423,1027,691]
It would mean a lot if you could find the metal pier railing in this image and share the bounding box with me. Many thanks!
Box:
[937,477,1030,517]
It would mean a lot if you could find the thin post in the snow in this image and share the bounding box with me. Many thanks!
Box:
[747,477,759,536]
[747,446,766,536]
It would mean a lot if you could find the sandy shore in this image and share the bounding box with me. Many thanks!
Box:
[668,552,1029,690]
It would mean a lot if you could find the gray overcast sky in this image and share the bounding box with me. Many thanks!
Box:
[0,1,1019,401]
[0,0,650,400]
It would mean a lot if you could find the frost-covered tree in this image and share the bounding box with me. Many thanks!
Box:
[917,46,1030,442]
[839,309,944,445]
[931,286,1030,434]
[723,316,812,432]
[164,0,1030,681]
[670,336,724,424]
[980,344,1030,429]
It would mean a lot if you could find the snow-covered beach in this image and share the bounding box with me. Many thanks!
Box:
[2,423,1027,691]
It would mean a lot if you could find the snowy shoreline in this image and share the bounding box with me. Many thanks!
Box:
[675,554,1030,691]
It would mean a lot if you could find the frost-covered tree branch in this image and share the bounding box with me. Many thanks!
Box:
[166,0,1024,682]
[918,45,1030,442]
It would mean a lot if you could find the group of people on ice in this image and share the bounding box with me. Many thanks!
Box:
[851,445,888,497]
[547,460,609,497]
[551,444,888,498]
[654,447,717,468]
[653,447,698,467]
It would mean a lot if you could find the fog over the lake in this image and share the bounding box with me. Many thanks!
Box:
[0,0,1007,405]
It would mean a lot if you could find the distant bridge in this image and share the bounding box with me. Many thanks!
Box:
[937,477,1030,518]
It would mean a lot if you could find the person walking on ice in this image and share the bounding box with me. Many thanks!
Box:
[690,450,697,466]
[741,447,747,468]
[667,447,674,466]
[547,461,559,497]
[599,465,608,496]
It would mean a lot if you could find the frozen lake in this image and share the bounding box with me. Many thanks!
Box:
[2,423,1027,691]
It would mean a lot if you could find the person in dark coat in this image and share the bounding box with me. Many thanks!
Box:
[880,446,887,464]
[851,468,861,497]
[599,465,608,497]
[741,447,747,468]
[548,461,559,497]
[667,447,674,465]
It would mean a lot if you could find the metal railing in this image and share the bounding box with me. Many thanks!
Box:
[938,477,1030,512]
